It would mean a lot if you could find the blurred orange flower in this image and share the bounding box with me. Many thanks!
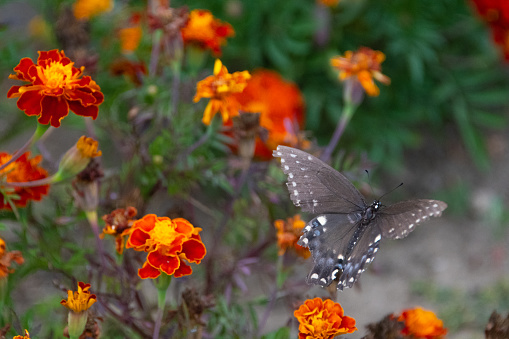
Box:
[0,152,49,210]
[294,297,357,339]
[330,47,390,97]
[101,206,138,254]
[398,307,448,339]
[318,0,340,7]
[73,0,113,20]
[232,69,307,159]
[125,214,206,279]
[194,59,251,125]
[181,9,235,56]
[274,215,310,259]
[471,0,509,60]
[60,281,97,313]
[0,237,24,279]
[13,330,31,339]
[119,13,143,53]
[7,50,104,128]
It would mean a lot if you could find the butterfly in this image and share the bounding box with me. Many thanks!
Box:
[273,145,447,290]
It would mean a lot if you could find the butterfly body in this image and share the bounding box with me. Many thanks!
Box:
[273,146,447,290]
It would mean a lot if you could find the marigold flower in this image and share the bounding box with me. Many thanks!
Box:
[194,59,251,125]
[274,215,310,259]
[318,0,340,7]
[101,206,138,255]
[61,281,97,339]
[181,9,235,56]
[73,0,113,20]
[13,329,31,339]
[7,50,104,128]
[330,47,390,97]
[0,237,24,279]
[57,136,102,180]
[125,214,206,279]
[119,14,143,53]
[0,152,49,210]
[398,307,448,339]
[471,0,509,60]
[232,69,307,159]
[294,297,357,339]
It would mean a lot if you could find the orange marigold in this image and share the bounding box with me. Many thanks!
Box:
[398,307,448,339]
[101,206,138,255]
[73,0,113,20]
[274,215,310,259]
[181,9,235,56]
[330,47,390,97]
[13,329,31,339]
[60,281,97,313]
[125,214,206,279]
[0,237,24,279]
[194,59,251,125]
[0,152,49,210]
[294,297,357,339]
[7,50,104,128]
[318,0,340,7]
[232,69,307,159]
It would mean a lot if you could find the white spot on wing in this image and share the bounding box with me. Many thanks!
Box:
[289,173,294,179]
[281,159,285,163]
[292,182,297,187]
[374,234,381,243]
[320,278,327,284]
[294,190,299,196]
[284,165,289,170]
[307,156,313,160]
[310,273,319,280]
[317,215,327,225]
[290,154,297,158]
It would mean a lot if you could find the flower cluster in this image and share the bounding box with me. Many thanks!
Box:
[125,214,206,279]
[0,152,49,210]
[274,215,310,259]
[330,47,390,97]
[101,206,138,254]
[194,59,251,125]
[0,237,24,279]
[294,297,357,339]
[398,307,448,339]
[7,50,104,128]
[181,9,235,56]
[471,0,509,60]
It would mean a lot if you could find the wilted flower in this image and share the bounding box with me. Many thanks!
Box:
[110,58,147,86]
[194,59,251,125]
[7,50,104,128]
[73,0,113,20]
[398,307,447,339]
[0,237,24,279]
[485,310,509,339]
[125,214,206,279]
[101,206,138,254]
[330,47,390,97]
[61,281,97,339]
[57,136,102,180]
[294,297,357,339]
[13,329,31,339]
[0,152,49,210]
[181,9,235,56]
[274,215,310,259]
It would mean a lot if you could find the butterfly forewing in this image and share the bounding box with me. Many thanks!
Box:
[273,146,366,214]
[378,200,447,239]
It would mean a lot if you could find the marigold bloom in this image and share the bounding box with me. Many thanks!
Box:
[13,330,31,339]
[318,0,340,7]
[125,214,206,279]
[61,281,97,313]
[471,0,509,60]
[232,69,307,159]
[0,152,50,210]
[330,47,390,97]
[0,237,24,279]
[181,9,235,56]
[58,136,102,180]
[7,50,104,128]
[73,0,113,20]
[101,206,138,254]
[194,59,251,125]
[398,307,448,339]
[274,215,310,259]
[294,297,357,339]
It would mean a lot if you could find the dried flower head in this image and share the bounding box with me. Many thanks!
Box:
[194,59,251,125]
[294,297,357,339]
[0,237,24,279]
[485,310,509,339]
[274,215,310,259]
[101,206,138,254]
[181,9,234,56]
[7,50,104,128]
[125,214,207,279]
[398,307,447,339]
[330,47,390,97]
[0,152,49,210]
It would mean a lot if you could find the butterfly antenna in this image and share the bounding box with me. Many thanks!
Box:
[377,182,404,201]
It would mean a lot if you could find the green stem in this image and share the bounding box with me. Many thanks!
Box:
[152,275,171,339]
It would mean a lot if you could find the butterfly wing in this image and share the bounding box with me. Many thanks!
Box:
[377,199,448,239]
[273,146,366,214]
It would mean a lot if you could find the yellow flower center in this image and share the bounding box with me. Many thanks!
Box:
[38,61,76,92]
[150,219,181,246]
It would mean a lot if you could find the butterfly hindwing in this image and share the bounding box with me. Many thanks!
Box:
[273,146,366,214]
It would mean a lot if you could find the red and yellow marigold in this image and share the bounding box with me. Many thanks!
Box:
[181,9,235,56]
[294,297,357,339]
[13,329,31,339]
[7,50,104,128]
[125,214,206,279]
[471,0,509,60]
[0,152,49,210]
[194,59,251,125]
[274,215,310,259]
[101,206,138,255]
[330,47,390,97]
[61,281,97,339]
[398,307,448,339]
